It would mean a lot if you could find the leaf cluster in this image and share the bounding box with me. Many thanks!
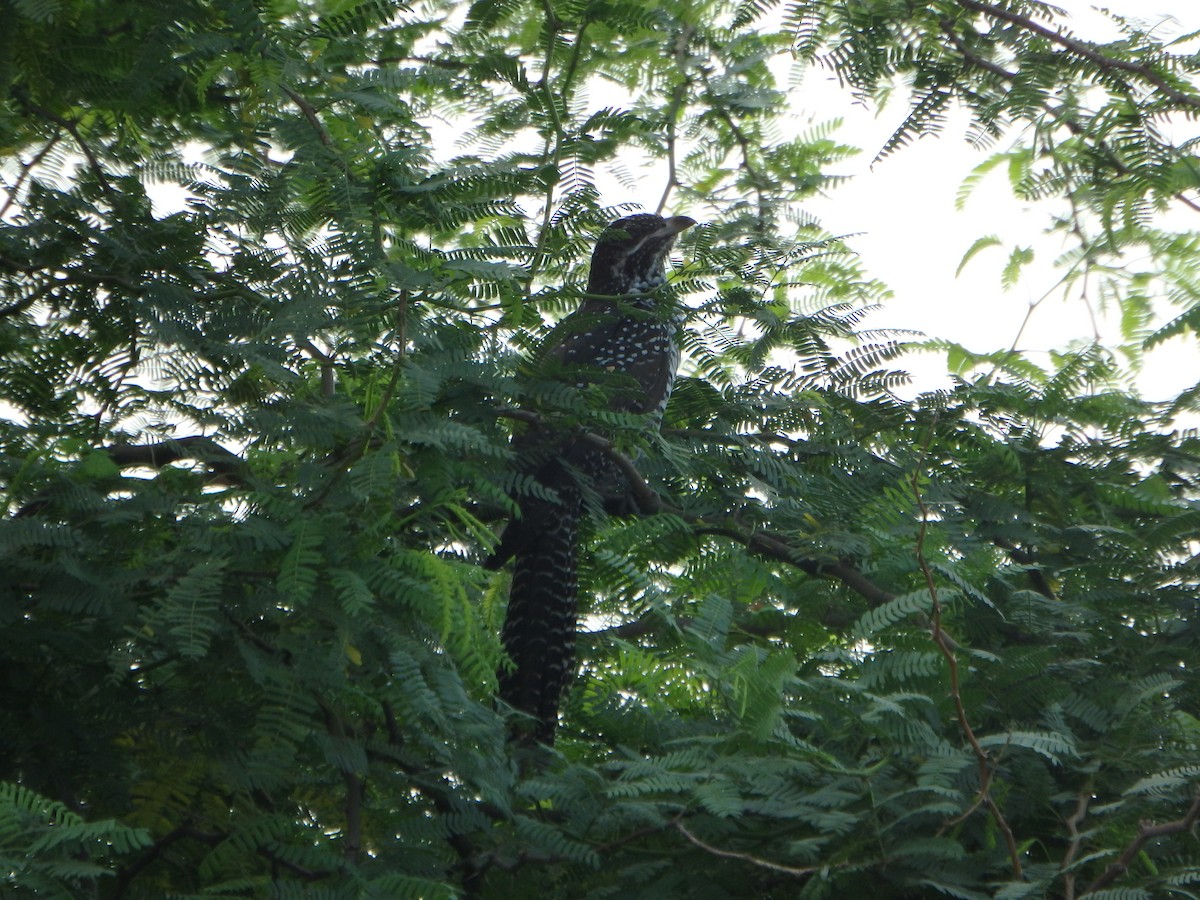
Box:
[2,0,1200,898]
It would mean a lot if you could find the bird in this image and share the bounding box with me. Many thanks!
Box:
[491,212,696,744]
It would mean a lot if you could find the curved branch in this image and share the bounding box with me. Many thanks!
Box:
[673,820,821,878]
[1082,789,1200,896]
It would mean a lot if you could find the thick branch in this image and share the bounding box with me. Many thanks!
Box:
[14,436,249,519]
[1061,786,1092,900]
[105,436,247,481]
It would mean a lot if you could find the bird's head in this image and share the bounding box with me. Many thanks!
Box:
[586,213,696,297]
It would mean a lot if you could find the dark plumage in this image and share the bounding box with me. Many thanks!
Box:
[494,213,695,744]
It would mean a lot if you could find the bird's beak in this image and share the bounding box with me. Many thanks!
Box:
[660,215,697,237]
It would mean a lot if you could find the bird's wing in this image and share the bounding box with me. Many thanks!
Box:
[542,299,676,415]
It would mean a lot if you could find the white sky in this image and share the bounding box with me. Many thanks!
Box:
[795,1,1198,401]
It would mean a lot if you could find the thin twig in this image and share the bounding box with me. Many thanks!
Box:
[0,134,61,219]
[673,820,821,878]
[910,419,1023,879]
[526,3,570,291]
[18,96,114,198]
[699,69,770,226]
[656,25,694,215]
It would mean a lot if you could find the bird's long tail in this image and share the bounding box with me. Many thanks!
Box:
[495,456,583,744]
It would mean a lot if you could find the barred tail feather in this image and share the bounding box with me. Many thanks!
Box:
[497,463,582,745]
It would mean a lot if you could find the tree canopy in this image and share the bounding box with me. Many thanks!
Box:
[3,0,1200,897]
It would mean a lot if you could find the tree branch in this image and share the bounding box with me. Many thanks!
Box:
[495,408,916,615]
[699,68,771,226]
[938,18,1017,81]
[105,436,247,481]
[911,435,1022,880]
[0,134,62,219]
[1060,785,1092,900]
[1082,789,1200,895]
[377,702,490,896]
[656,24,694,216]
[111,826,191,898]
[673,820,821,878]
[16,93,115,198]
[939,5,1200,215]
[991,536,1058,600]
[280,83,337,152]
[954,0,1200,113]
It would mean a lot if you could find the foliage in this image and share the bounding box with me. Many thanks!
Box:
[2,0,1200,897]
